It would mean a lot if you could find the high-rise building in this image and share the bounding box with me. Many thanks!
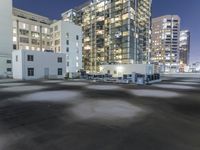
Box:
[62,0,152,73]
[12,8,52,51]
[0,0,13,77]
[50,20,83,76]
[151,15,180,73]
[179,30,190,65]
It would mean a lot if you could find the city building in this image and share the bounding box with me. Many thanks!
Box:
[62,0,152,73]
[0,0,13,77]
[189,62,200,73]
[12,50,66,80]
[151,15,181,73]
[179,30,190,72]
[12,8,52,51]
[50,20,82,77]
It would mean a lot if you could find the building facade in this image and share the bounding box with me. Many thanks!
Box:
[179,30,190,65]
[12,8,52,51]
[12,50,66,80]
[0,0,13,77]
[50,20,82,77]
[151,15,180,73]
[62,0,152,73]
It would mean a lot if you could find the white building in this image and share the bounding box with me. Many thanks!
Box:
[12,50,66,80]
[0,0,13,77]
[50,20,82,77]
[100,64,154,78]
[0,1,83,79]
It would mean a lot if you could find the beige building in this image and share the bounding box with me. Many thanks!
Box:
[151,15,180,73]
[12,8,52,51]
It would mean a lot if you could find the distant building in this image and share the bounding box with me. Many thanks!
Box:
[50,20,82,77]
[12,50,66,80]
[12,8,52,51]
[189,62,200,73]
[179,30,190,65]
[62,0,152,73]
[151,15,181,73]
[0,0,13,77]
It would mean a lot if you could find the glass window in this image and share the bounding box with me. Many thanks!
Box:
[66,40,69,45]
[27,55,34,61]
[28,68,34,76]
[76,35,79,40]
[66,47,69,52]
[54,25,58,31]
[7,68,12,72]
[58,57,62,63]
[7,60,12,64]
[58,68,63,75]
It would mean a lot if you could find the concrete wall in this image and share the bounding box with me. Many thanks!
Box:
[12,50,23,79]
[50,20,82,76]
[0,55,12,78]
[161,73,200,79]
[0,0,13,77]
[0,0,13,55]
[100,64,154,77]
[12,50,66,80]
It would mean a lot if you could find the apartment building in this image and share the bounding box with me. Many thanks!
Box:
[50,20,82,77]
[12,8,52,51]
[152,15,180,73]
[62,0,152,73]
[179,30,190,65]
[0,0,13,77]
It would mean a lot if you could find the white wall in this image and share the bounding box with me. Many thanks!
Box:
[100,64,155,77]
[50,20,82,76]
[12,50,66,80]
[12,50,23,79]
[61,21,82,74]
[0,0,13,77]
[0,0,13,55]
[0,55,12,78]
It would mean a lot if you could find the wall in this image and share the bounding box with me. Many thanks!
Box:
[50,20,82,76]
[12,50,23,79]
[12,50,66,80]
[0,55,12,78]
[0,0,13,55]
[100,64,154,77]
[0,0,13,77]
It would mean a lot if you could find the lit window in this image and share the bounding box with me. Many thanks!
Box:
[13,37,17,42]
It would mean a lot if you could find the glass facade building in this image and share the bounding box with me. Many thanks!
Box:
[151,15,180,73]
[179,30,190,65]
[62,0,152,73]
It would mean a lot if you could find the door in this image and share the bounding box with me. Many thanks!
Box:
[44,68,49,79]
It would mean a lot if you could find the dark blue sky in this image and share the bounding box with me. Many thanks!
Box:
[13,0,200,63]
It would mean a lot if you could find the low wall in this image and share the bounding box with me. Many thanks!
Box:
[161,73,200,79]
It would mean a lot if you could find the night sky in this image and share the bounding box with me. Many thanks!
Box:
[13,0,200,64]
